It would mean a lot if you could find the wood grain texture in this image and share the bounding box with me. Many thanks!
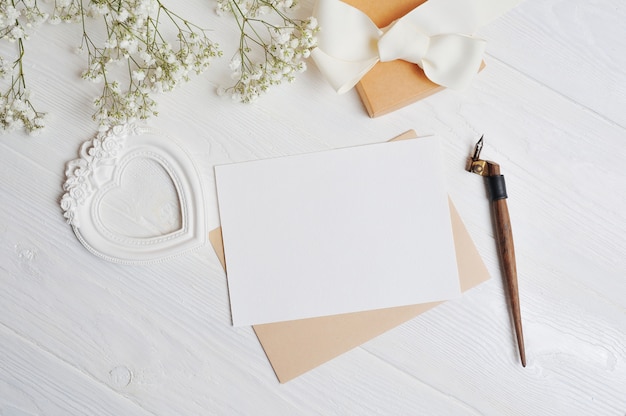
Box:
[1,0,625,414]
[492,196,525,367]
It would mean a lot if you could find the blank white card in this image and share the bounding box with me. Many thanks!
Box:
[215,137,460,326]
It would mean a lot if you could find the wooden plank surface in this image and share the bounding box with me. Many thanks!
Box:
[1,0,625,414]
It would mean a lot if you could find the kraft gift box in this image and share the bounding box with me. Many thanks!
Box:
[344,0,483,117]
[209,130,491,383]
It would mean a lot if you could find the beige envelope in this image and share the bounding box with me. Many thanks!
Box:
[210,131,490,382]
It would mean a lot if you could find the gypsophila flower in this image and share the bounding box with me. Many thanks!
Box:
[1,1,48,41]
[53,0,221,128]
[217,0,318,103]
[2,0,317,135]
[0,56,9,79]
[0,86,47,135]
[0,1,48,135]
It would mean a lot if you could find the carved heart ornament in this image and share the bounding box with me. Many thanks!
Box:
[60,124,206,264]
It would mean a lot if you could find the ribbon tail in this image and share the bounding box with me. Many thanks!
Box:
[311,49,379,94]
[311,0,383,93]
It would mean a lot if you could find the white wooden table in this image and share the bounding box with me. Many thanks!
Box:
[2,1,625,414]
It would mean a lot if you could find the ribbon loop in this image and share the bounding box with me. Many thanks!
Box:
[311,0,523,94]
[423,34,486,90]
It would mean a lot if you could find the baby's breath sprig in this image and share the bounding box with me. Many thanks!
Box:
[216,0,318,103]
[0,0,48,135]
[1,0,317,135]
[56,0,221,128]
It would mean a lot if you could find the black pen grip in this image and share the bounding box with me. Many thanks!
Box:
[488,174,508,200]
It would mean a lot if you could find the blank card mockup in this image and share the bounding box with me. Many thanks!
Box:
[215,137,460,326]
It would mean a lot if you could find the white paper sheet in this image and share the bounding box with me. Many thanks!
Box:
[215,137,460,326]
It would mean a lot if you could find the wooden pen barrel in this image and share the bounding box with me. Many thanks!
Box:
[492,197,526,367]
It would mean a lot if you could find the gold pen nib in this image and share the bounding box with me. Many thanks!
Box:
[466,135,490,176]
[471,135,484,161]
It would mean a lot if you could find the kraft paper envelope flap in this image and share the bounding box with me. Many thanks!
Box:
[209,131,490,383]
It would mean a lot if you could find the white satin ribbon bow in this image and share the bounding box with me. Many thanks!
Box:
[311,0,523,94]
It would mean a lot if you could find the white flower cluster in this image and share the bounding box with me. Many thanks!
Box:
[0,88,46,135]
[0,57,9,81]
[0,0,318,135]
[0,1,49,42]
[0,1,48,135]
[49,0,82,24]
[216,0,297,17]
[55,0,221,127]
[217,0,318,103]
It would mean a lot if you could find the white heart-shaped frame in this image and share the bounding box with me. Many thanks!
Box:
[60,124,206,264]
